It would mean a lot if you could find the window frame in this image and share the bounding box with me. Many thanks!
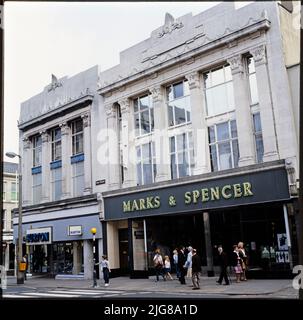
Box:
[32,172,42,205]
[50,127,62,162]
[11,181,18,202]
[72,161,84,197]
[166,79,191,128]
[246,56,259,106]
[208,120,239,172]
[71,119,84,156]
[252,112,264,164]
[134,94,154,137]
[32,134,42,167]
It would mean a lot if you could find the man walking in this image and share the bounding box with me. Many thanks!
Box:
[191,249,202,290]
[178,246,187,285]
[216,246,230,285]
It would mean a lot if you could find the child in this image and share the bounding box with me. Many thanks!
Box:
[101,255,111,286]
[164,256,173,280]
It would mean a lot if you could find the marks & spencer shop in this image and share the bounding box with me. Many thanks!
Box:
[102,161,298,278]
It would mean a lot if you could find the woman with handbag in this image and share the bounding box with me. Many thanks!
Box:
[238,242,248,281]
[232,245,243,283]
[153,249,165,282]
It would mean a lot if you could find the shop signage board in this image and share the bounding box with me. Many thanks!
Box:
[68,225,83,236]
[103,167,290,221]
[26,227,52,245]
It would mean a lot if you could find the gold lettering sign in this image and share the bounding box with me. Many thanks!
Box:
[122,182,253,213]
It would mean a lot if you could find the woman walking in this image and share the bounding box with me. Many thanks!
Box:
[232,245,243,283]
[238,242,248,281]
[101,255,111,287]
[153,249,165,282]
[163,256,173,280]
[173,249,180,279]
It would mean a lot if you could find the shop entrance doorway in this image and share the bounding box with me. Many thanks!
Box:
[119,228,129,275]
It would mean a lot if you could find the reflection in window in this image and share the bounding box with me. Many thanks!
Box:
[32,135,42,167]
[136,142,157,185]
[253,113,264,163]
[51,127,62,161]
[204,65,234,116]
[71,119,84,155]
[134,94,154,136]
[167,80,191,127]
[208,120,239,171]
[170,132,194,179]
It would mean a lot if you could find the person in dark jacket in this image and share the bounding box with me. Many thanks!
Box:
[216,246,230,285]
[191,249,202,289]
[177,246,187,284]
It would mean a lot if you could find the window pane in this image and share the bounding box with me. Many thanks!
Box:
[134,99,139,113]
[173,99,186,125]
[205,89,214,116]
[139,95,149,110]
[255,135,264,163]
[249,73,259,105]
[225,65,232,82]
[184,96,191,122]
[143,164,152,185]
[177,133,186,151]
[183,80,190,96]
[142,143,151,160]
[210,145,218,171]
[216,122,229,141]
[135,112,140,136]
[150,108,154,132]
[230,120,238,138]
[208,126,215,143]
[170,136,175,153]
[136,146,141,161]
[170,154,177,179]
[188,132,193,149]
[178,151,188,177]
[168,104,174,127]
[211,67,225,86]
[136,163,142,185]
[55,128,61,140]
[140,110,150,134]
[207,84,228,116]
[203,72,211,89]
[173,82,184,99]
[253,113,262,133]
[248,57,255,74]
[232,140,240,168]
[189,149,195,172]
[218,142,232,170]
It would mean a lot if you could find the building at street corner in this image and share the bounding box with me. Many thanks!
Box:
[96,2,300,278]
[2,162,18,275]
[14,66,105,279]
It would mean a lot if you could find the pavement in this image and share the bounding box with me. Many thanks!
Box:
[2,274,299,299]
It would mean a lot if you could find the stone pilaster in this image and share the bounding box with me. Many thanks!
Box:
[227,54,255,167]
[119,98,136,188]
[150,85,170,182]
[82,113,92,195]
[250,45,279,162]
[40,130,50,203]
[60,122,71,199]
[185,71,210,175]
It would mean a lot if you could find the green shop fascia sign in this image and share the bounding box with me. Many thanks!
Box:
[103,167,290,220]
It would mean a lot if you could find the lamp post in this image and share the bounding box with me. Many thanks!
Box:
[6,152,24,285]
[90,227,97,288]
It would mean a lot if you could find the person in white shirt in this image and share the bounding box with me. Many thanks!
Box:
[163,256,173,280]
[186,246,193,278]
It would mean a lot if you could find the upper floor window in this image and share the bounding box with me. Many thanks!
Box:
[136,142,157,186]
[71,119,83,155]
[253,113,264,163]
[32,172,42,205]
[167,80,191,127]
[208,120,239,171]
[204,65,234,116]
[170,132,194,179]
[134,94,154,136]
[11,182,18,202]
[247,57,258,105]
[51,127,62,161]
[32,135,42,167]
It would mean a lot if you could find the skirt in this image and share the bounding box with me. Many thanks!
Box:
[234,263,243,274]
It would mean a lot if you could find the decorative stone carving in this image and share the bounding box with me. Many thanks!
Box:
[48,74,62,92]
[158,13,184,38]
[185,71,201,90]
[22,136,31,149]
[40,130,49,143]
[59,122,69,135]
[118,99,131,114]
[250,44,267,66]
[105,104,116,118]
[81,113,91,128]
[227,54,244,75]
[150,85,163,104]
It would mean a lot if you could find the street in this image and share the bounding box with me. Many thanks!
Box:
[1,275,299,299]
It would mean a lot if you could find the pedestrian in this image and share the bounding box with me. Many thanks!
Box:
[101,255,111,287]
[163,256,173,280]
[238,242,248,281]
[216,246,230,285]
[232,245,243,283]
[153,249,165,282]
[178,246,187,285]
[173,249,180,279]
[185,246,193,278]
[21,254,28,280]
[191,249,202,290]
